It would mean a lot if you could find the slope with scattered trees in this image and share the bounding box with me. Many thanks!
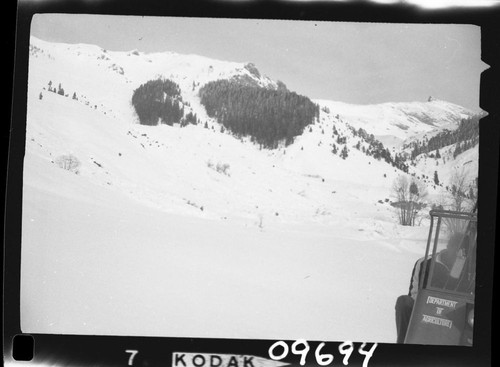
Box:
[348,126,409,172]
[405,115,481,160]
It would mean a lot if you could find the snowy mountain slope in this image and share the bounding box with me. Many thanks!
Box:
[21,36,479,342]
[408,141,478,201]
[314,97,480,204]
[30,37,278,126]
[27,70,405,228]
[315,98,477,148]
[29,35,427,224]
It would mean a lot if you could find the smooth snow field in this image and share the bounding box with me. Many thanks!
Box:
[21,171,429,343]
[21,147,429,343]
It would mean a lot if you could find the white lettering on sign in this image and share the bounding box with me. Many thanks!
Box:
[173,353,289,367]
[426,296,458,309]
[422,314,453,329]
[436,307,444,315]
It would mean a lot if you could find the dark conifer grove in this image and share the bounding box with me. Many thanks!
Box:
[199,79,319,149]
[131,79,184,126]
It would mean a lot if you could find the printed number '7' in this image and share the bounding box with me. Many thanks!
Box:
[125,350,139,366]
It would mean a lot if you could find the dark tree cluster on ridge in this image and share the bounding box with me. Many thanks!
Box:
[199,79,319,148]
[131,79,186,126]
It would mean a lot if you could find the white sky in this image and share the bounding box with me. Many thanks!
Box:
[30,14,487,111]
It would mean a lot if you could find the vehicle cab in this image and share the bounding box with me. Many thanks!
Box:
[404,209,477,346]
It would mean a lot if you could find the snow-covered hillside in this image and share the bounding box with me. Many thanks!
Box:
[29,37,278,126]
[21,36,479,342]
[316,98,477,148]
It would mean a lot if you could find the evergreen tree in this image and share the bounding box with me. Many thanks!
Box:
[340,145,349,159]
[57,83,65,96]
[434,171,440,185]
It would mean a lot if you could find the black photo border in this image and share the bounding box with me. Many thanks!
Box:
[4,1,499,366]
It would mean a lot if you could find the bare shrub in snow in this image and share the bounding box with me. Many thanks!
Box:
[390,175,428,226]
[439,169,477,234]
[216,163,230,176]
[55,154,80,174]
[207,160,230,176]
[448,168,476,212]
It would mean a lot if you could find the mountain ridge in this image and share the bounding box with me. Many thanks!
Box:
[27,35,479,220]
[30,35,479,144]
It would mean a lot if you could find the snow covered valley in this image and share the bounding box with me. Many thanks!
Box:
[20,37,480,343]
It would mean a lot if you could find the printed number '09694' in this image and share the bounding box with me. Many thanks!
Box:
[268,340,377,367]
